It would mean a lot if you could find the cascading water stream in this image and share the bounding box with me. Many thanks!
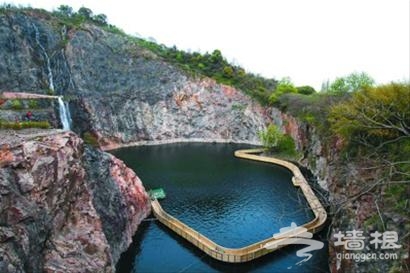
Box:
[58,97,71,130]
[32,23,55,92]
[33,23,72,130]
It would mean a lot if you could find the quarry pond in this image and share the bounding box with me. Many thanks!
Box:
[112,143,329,273]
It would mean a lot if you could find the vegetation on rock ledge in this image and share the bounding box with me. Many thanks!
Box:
[258,124,298,158]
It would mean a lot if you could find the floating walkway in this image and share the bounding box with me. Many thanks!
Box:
[150,148,327,263]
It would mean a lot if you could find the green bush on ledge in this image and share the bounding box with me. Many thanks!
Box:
[82,131,99,147]
[0,120,51,130]
[258,124,298,157]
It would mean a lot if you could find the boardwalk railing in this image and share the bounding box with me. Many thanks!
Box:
[151,148,327,263]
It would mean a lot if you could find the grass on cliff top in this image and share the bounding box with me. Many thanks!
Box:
[0,120,51,130]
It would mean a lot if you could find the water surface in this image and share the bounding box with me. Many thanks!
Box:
[113,143,329,273]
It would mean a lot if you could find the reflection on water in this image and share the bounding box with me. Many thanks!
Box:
[113,143,329,273]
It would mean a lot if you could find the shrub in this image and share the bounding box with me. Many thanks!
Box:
[92,14,107,25]
[231,103,246,111]
[28,99,39,109]
[258,124,297,156]
[78,7,93,19]
[297,85,316,95]
[83,131,99,147]
[0,120,50,129]
[10,99,23,110]
[277,135,297,156]
[329,82,410,142]
[277,92,346,134]
[258,124,283,150]
[46,88,54,95]
[269,78,297,104]
[55,5,73,17]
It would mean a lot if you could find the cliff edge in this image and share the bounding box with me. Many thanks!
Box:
[0,130,151,273]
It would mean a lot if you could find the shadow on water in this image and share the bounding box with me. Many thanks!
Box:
[115,218,151,273]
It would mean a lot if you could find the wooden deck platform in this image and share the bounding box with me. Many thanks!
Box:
[150,148,327,263]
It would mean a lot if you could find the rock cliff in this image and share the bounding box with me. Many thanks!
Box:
[281,116,408,273]
[0,10,273,147]
[1,8,406,273]
[0,130,150,273]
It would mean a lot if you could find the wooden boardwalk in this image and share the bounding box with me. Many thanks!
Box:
[151,148,327,263]
[0,92,59,99]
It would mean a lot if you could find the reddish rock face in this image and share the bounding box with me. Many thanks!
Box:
[0,131,150,273]
[0,144,14,167]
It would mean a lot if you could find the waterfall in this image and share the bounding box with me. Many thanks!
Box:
[32,23,55,92]
[58,97,71,130]
[65,100,72,127]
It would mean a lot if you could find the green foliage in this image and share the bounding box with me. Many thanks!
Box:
[326,71,375,93]
[329,83,410,142]
[92,14,108,26]
[297,85,316,95]
[133,39,277,104]
[258,124,283,149]
[223,66,234,78]
[46,88,55,95]
[52,5,110,29]
[364,214,385,231]
[78,7,93,19]
[28,99,39,109]
[83,131,99,146]
[276,78,298,94]
[55,5,73,17]
[269,78,298,104]
[10,99,23,110]
[231,103,246,111]
[330,83,410,212]
[277,92,346,134]
[277,135,297,156]
[258,124,297,156]
[0,120,50,130]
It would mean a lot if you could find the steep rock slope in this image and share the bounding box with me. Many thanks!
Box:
[282,116,408,273]
[0,10,273,147]
[0,130,150,273]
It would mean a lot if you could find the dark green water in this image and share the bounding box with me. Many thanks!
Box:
[112,143,329,273]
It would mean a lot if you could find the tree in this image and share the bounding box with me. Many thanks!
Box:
[328,72,375,93]
[329,82,410,147]
[55,5,73,17]
[329,82,410,227]
[297,85,316,95]
[223,66,234,78]
[269,78,297,104]
[78,7,93,19]
[276,81,297,94]
[210,49,222,63]
[93,14,107,25]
